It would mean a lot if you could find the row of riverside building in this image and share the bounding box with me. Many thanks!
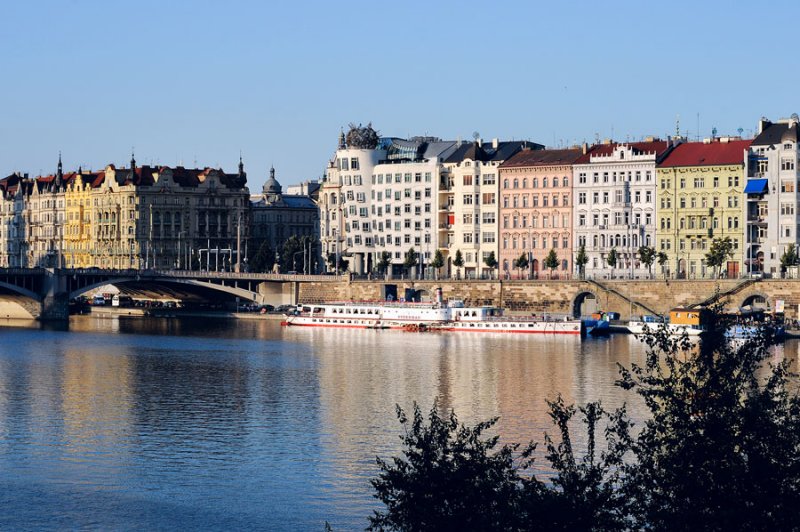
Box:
[0,155,319,270]
[319,116,800,279]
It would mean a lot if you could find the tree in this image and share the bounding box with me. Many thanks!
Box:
[371,315,800,531]
[705,236,734,278]
[249,240,275,273]
[616,317,800,530]
[376,251,392,276]
[483,251,498,279]
[403,247,418,277]
[368,404,527,532]
[453,249,464,280]
[606,248,618,279]
[575,244,589,279]
[544,248,559,279]
[430,249,444,279]
[638,245,657,279]
[514,253,529,279]
[780,243,798,275]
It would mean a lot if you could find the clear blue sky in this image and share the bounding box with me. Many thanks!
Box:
[1,0,798,192]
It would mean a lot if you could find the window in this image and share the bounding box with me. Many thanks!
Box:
[579,192,587,204]
[463,232,473,243]
[543,177,548,188]
[482,193,496,204]
[482,174,496,185]
[463,175,473,186]
[694,177,704,188]
[781,181,795,193]
[781,203,795,216]
[579,172,587,184]
[463,213,473,224]
[482,232,495,243]
[579,214,586,226]
[350,158,359,170]
[782,158,795,171]
[463,194,473,205]
[482,212,495,224]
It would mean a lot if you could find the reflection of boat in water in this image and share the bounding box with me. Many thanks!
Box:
[627,308,707,337]
[283,301,585,336]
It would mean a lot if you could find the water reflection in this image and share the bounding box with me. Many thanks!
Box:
[0,318,797,530]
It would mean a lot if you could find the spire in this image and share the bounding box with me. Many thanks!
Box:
[238,152,245,176]
[54,151,64,192]
[130,148,137,180]
[338,128,346,149]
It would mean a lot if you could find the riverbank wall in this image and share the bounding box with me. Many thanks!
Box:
[298,278,798,320]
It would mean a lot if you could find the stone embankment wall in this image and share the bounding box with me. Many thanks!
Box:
[298,278,800,320]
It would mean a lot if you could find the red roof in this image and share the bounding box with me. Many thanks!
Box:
[658,139,752,168]
[574,140,671,164]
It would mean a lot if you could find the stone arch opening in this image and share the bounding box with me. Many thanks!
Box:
[404,288,432,303]
[740,293,769,312]
[572,291,599,318]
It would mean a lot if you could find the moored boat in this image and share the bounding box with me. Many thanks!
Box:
[282,301,584,335]
[627,308,708,337]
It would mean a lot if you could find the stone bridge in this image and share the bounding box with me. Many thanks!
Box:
[0,268,346,320]
[298,278,800,320]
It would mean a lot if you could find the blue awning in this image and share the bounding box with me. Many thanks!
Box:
[744,179,768,194]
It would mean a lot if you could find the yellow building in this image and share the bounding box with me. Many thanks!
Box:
[64,171,101,268]
[656,138,751,279]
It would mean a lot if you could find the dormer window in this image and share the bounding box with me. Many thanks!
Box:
[620,150,625,160]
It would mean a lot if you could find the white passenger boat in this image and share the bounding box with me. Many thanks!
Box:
[282,301,584,336]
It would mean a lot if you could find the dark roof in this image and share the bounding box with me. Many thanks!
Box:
[444,140,543,164]
[751,120,800,147]
[658,139,751,168]
[574,140,672,165]
[500,148,583,168]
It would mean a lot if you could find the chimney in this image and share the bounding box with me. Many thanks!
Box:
[492,138,499,149]
[582,142,588,154]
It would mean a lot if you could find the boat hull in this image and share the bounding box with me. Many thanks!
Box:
[283,315,583,335]
[627,322,704,336]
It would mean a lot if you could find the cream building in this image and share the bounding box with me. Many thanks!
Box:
[440,139,539,278]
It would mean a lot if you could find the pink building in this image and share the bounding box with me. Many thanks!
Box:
[498,148,583,278]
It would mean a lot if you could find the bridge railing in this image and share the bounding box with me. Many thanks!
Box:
[54,267,348,282]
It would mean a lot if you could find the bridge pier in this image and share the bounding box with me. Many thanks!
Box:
[40,294,69,321]
[39,269,69,322]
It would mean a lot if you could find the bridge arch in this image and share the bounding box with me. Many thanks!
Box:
[69,277,261,303]
[572,290,600,318]
[0,280,41,301]
[740,292,770,312]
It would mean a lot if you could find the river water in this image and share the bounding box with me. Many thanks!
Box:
[0,317,797,530]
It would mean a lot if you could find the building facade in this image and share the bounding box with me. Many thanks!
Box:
[573,139,675,278]
[745,116,800,276]
[656,138,750,279]
[440,139,540,278]
[250,167,319,272]
[498,148,582,278]
[320,126,458,275]
[0,156,250,271]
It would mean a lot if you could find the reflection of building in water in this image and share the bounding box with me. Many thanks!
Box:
[61,348,134,451]
[304,328,589,468]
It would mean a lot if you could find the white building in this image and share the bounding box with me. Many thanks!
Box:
[745,115,800,276]
[320,126,458,275]
[572,139,676,278]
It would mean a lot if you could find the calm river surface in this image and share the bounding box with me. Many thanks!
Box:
[1,316,798,530]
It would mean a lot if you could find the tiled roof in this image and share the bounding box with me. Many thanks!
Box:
[444,140,542,164]
[658,139,751,168]
[500,148,583,168]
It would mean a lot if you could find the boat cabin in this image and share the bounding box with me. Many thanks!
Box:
[669,308,708,326]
